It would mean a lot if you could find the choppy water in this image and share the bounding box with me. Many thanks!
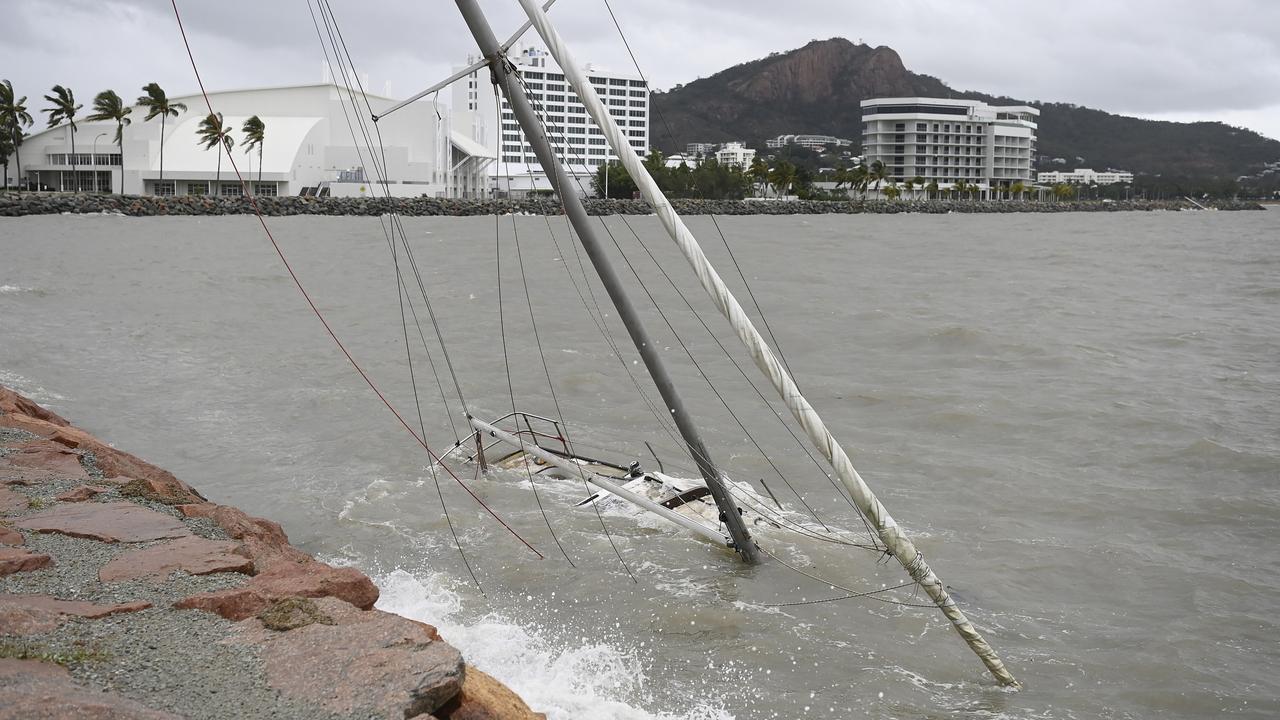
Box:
[2,209,1277,719]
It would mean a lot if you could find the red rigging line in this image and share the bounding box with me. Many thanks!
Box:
[167,0,543,560]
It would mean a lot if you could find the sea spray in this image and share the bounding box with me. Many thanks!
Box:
[374,568,734,720]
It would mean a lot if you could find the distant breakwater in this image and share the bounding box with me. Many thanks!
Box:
[0,191,1264,218]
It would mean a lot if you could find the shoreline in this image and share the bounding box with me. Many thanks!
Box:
[0,386,545,720]
[1,191,1265,217]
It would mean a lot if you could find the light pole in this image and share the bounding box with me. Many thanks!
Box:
[93,133,107,193]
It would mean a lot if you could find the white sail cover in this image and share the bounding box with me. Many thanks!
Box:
[515,0,1017,687]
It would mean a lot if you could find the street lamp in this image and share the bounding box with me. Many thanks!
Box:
[93,132,107,193]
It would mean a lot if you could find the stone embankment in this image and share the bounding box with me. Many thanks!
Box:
[0,386,543,720]
[0,190,1264,217]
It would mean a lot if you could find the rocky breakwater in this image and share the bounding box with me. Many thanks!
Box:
[0,386,543,720]
[0,190,1265,217]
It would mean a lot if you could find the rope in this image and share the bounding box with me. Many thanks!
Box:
[171,0,542,566]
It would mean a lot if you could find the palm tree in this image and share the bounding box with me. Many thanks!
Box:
[747,155,762,196]
[768,161,797,198]
[926,179,939,200]
[902,178,915,200]
[137,83,186,190]
[241,115,265,185]
[85,90,131,195]
[883,183,901,200]
[1009,180,1026,202]
[0,80,34,189]
[42,85,82,192]
[850,162,870,199]
[197,113,235,194]
[868,160,887,198]
[0,130,12,188]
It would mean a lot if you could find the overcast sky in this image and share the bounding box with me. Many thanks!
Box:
[3,0,1278,142]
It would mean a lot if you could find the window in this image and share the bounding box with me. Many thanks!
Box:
[153,181,174,197]
[220,183,240,197]
[609,78,627,86]
[629,79,646,87]
[187,182,207,196]
[253,183,277,197]
[629,100,645,107]
[524,71,544,79]
[610,88,626,96]
[916,123,927,131]
[629,90,646,97]
[628,110,645,117]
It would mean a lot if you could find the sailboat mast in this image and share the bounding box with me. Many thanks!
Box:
[515,0,1018,687]
[453,0,760,564]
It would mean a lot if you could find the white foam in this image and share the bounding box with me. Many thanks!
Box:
[0,285,34,294]
[374,568,734,720]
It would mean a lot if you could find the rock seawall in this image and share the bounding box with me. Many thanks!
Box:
[0,190,1264,217]
[0,386,544,720]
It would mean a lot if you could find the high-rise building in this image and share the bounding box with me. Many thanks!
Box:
[860,97,1038,192]
[454,45,650,196]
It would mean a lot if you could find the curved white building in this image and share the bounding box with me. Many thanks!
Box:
[12,83,493,198]
[860,97,1039,192]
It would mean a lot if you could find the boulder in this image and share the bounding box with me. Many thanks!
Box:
[0,658,179,719]
[54,485,109,502]
[118,476,201,505]
[0,523,23,545]
[176,502,308,570]
[98,536,254,582]
[0,486,28,514]
[16,501,191,543]
[233,597,465,719]
[435,666,547,720]
[0,387,70,426]
[0,440,89,482]
[0,547,52,576]
[175,560,378,620]
[0,594,151,626]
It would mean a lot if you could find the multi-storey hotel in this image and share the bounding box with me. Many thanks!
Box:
[454,45,649,195]
[860,97,1039,192]
[1037,168,1134,185]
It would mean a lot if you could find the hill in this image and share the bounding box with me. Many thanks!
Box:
[650,38,1280,180]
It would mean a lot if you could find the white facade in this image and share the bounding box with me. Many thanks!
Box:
[1037,168,1133,185]
[685,142,717,157]
[765,134,854,150]
[714,142,755,170]
[12,83,493,198]
[454,45,649,197]
[860,97,1039,190]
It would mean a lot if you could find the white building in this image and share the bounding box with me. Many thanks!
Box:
[765,134,853,150]
[685,142,717,157]
[454,45,649,197]
[1037,168,1133,185]
[11,83,493,198]
[714,142,756,170]
[860,97,1039,192]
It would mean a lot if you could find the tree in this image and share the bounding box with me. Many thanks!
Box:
[768,160,797,197]
[85,90,132,194]
[925,179,939,200]
[591,160,636,199]
[137,83,187,189]
[1009,180,1026,201]
[1052,182,1075,201]
[748,156,768,197]
[0,130,12,188]
[241,115,265,184]
[42,85,82,192]
[909,175,924,200]
[868,160,888,197]
[902,177,915,200]
[197,113,235,193]
[851,162,870,199]
[0,80,34,189]
[883,183,901,200]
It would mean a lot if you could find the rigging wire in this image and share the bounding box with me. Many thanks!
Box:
[177,0,544,579]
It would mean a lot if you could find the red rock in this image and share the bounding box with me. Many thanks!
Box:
[0,524,23,545]
[0,410,204,502]
[0,658,178,719]
[176,502,308,570]
[119,476,200,505]
[0,594,151,623]
[0,546,52,576]
[434,666,547,720]
[0,386,71,427]
[0,439,89,482]
[0,486,27,514]
[0,599,61,635]
[233,597,464,718]
[54,485,109,502]
[16,501,191,543]
[176,561,378,620]
[99,536,254,582]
